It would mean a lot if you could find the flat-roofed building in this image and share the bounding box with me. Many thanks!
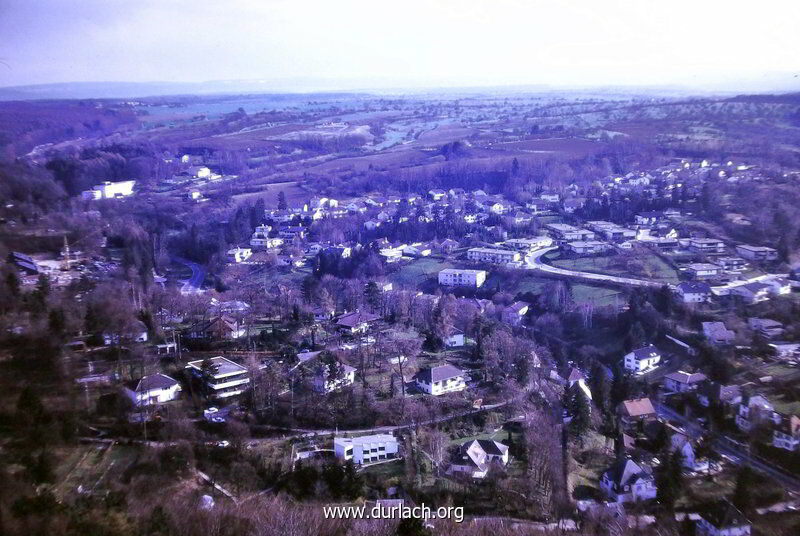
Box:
[438,269,487,288]
[467,247,520,265]
[735,244,778,262]
[185,356,250,398]
[334,433,398,465]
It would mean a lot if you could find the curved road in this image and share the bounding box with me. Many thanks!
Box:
[524,247,667,289]
[173,256,206,295]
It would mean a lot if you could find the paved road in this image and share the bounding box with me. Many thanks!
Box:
[174,256,205,294]
[524,247,666,289]
[655,402,800,493]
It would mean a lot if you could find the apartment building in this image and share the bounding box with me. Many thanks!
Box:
[334,434,399,465]
[467,247,520,264]
[438,268,487,288]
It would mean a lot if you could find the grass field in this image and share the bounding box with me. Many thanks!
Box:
[53,444,140,499]
[548,248,679,284]
[388,257,454,289]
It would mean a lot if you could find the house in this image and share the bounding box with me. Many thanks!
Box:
[676,281,712,303]
[185,316,246,340]
[226,247,252,263]
[635,212,663,226]
[697,382,742,409]
[545,223,595,242]
[443,327,465,348]
[623,346,662,375]
[466,247,520,265]
[9,251,39,275]
[717,257,748,272]
[566,367,592,400]
[335,311,380,335]
[81,180,136,200]
[772,415,800,451]
[702,322,735,345]
[449,439,509,479]
[735,395,778,432]
[670,431,708,472]
[103,320,149,346]
[599,457,657,503]
[769,342,800,360]
[428,189,447,201]
[502,301,529,326]
[503,236,553,251]
[415,364,467,396]
[618,398,657,426]
[663,371,707,393]
[747,318,784,339]
[695,500,751,536]
[764,277,791,296]
[687,263,722,280]
[566,240,610,255]
[185,356,250,398]
[437,238,460,253]
[334,434,398,465]
[312,357,356,393]
[731,282,771,304]
[735,244,778,262]
[438,268,486,288]
[122,374,181,407]
[688,238,726,254]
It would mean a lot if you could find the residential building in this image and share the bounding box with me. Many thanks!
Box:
[438,268,487,288]
[702,322,735,345]
[335,311,380,335]
[717,257,748,272]
[623,346,662,375]
[772,415,800,451]
[81,180,136,200]
[735,395,778,432]
[122,374,181,406]
[415,364,467,396]
[226,247,252,263]
[676,281,712,303]
[185,316,246,340]
[687,263,722,280]
[334,434,398,465]
[618,398,657,426]
[663,371,707,393]
[688,238,726,254]
[670,431,708,472]
[731,282,771,304]
[566,240,610,255]
[443,327,465,348]
[545,223,595,242]
[599,457,657,503]
[502,301,529,326]
[467,247,520,265]
[504,236,553,251]
[312,358,356,393]
[695,500,751,536]
[449,439,509,479]
[747,318,784,339]
[697,382,742,409]
[103,320,149,346]
[185,356,250,398]
[735,245,778,262]
[566,367,592,400]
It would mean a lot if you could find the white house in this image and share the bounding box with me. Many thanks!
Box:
[599,458,657,503]
[81,180,136,200]
[312,358,356,393]
[735,395,778,432]
[676,281,712,303]
[334,433,398,465]
[185,356,250,398]
[415,364,466,396]
[687,263,722,280]
[226,247,253,263]
[623,346,661,375]
[566,368,592,400]
[502,301,529,326]
[438,268,487,288]
[448,439,509,479]
[503,236,553,251]
[123,374,181,406]
[772,415,800,451]
[695,501,751,536]
[566,240,610,255]
[103,320,149,346]
[443,327,465,348]
[688,238,726,254]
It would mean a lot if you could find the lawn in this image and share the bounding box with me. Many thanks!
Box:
[547,248,679,284]
[388,257,454,289]
[53,444,141,499]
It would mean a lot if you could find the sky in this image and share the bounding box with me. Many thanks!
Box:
[1,0,799,91]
